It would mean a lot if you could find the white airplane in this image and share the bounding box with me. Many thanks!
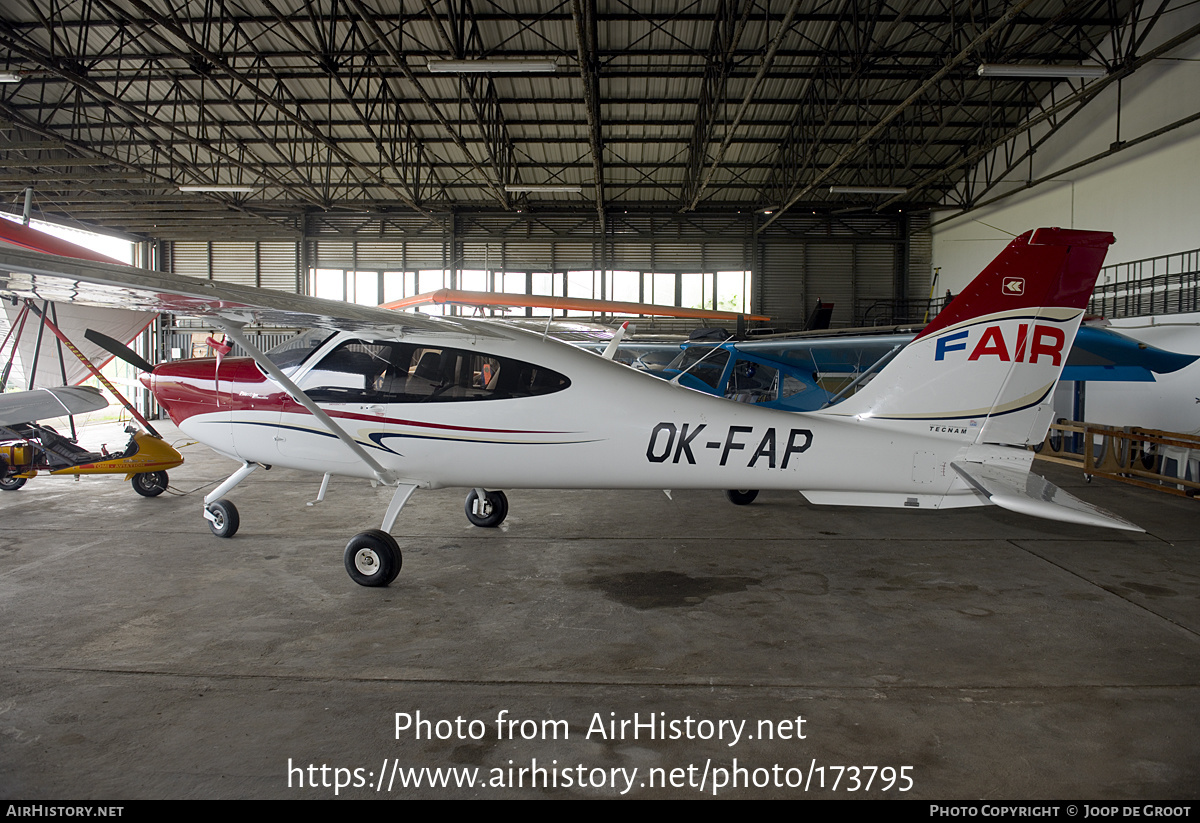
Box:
[0,226,1141,588]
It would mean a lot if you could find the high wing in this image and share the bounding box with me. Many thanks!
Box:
[0,385,108,427]
[697,322,1196,386]
[1063,324,1198,381]
[0,217,126,265]
[382,288,771,323]
[0,242,512,499]
[0,244,506,339]
[0,220,156,388]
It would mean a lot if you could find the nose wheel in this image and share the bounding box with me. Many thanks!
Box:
[205,499,240,538]
[344,529,402,587]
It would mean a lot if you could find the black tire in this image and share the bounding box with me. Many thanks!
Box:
[464,489,508,527]
[344,529,402,587]
[1,476,27,491]
[206,499,240,538]
[1047,422,1064,454]
[131,471,169,497]
[724,489,759,505]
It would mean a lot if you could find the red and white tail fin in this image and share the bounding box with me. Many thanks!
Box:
[821,228,1115,446]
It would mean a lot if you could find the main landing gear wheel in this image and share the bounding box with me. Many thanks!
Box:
[206,499,240,538]
[0,476,27,491]
[131,471,169,497]
[465,489,508,527]
[344,529,402,587]
[724,489,759,505]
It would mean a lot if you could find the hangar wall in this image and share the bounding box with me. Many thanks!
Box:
[929,3,1200,289]
[926,3,1200,435]
[166,212,931,330]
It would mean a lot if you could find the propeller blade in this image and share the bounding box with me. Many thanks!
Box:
[84,329,155,373]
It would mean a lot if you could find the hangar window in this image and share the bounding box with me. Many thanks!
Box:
[308,266,752,318]
[298,340,570,403]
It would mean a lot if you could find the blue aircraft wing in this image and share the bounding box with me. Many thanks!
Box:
[1062,325,1198,382]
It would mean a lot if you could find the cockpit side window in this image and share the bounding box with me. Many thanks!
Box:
[725,358,779,403]
[299,340,570,403]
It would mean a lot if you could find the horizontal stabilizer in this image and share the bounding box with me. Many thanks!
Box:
[951,461,1143,532]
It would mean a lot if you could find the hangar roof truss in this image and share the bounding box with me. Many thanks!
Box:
[0,0,1179,240]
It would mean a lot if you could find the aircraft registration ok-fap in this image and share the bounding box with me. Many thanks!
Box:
[0,227,1140,588]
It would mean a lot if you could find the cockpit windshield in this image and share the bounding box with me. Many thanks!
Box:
[666,346,730,390]
[264,329,335,374]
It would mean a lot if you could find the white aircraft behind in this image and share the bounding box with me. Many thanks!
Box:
[0,227,1140,588]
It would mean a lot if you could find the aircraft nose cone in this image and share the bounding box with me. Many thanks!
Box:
[139,361,214,425]
[140,356,263,425]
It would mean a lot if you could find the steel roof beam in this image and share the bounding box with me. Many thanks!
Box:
[758,0,1039,232]
[678,0,751,210]
[419,0,517,202]
[0,10,1127,32]
[910,12,1200,216]
[254,0,446,210]
[682,0,800,212]
[94,0,437,214]
[569,0,604,235]
[346,0,510,209]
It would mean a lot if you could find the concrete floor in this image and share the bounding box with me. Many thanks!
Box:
[1,420,1197,799]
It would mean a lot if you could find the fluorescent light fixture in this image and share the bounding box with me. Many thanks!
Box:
[179,184,258,193]
[977,64,1107,79]
[504,185,582,193]
[428,59,558,73]
[828,186,908,196]
[0,72,22,83]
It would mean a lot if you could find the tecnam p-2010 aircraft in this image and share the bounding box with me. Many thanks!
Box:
[0,227,1140,587]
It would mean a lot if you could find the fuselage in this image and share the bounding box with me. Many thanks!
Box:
[143,323,1009,510]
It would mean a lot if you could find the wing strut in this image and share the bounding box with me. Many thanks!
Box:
[215,321,398,486]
